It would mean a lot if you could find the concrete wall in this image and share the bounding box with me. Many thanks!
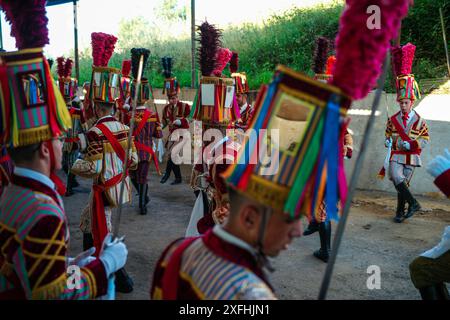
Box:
[152,88,450,196]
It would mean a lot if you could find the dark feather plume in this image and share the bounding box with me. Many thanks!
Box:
[131,48,151,79]
[162,56,173,78]
[47,58,54,70]
[312,37,330,74]
[229,51,239,73]
[196,21,222,76]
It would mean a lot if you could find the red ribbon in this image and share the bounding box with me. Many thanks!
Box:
[44,59,62,138]
[91,173,123,256]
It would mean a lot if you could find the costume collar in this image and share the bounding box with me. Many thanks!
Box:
[213,225,258,258]
[96,115,116,125]
[14,167,55,190]
[240,102,248,114]
[203,226,273,289]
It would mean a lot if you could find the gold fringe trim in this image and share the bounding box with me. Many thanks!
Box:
[92,66,120,74]
[16,126,53,148]
[200,76,234,86]
[245,174,290,212]
[32,273,66,300]
[0,261,14,277]
[81,266,97,298]
[152,287,163,300]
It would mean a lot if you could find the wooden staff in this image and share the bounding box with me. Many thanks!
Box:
[113,55,144,237]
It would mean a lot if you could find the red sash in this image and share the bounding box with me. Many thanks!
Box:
[391,114,413,143]
[161,237,199,300]
[133,110,160,174]
[390,115,422,159]
[91,123,127,256]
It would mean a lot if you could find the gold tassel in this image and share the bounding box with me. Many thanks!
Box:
[0,261,14,277]
[16,126,52,147]
[32,273,66,300]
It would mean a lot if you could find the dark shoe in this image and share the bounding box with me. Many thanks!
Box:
[313,221,331,263]
[115,268,134,293]
[394,192,405,223]
[65,188,74,197]
[313,249,330,263]
[395,182,421,219]
[303,221,319,236]
[160,173,170,184]
[404,200,421,219]
[170,179,182,185]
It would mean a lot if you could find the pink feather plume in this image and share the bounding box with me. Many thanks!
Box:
[391,42,416,76]
[213,47,233,77]
[331,0,411,100]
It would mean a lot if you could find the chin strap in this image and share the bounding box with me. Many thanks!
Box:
[255,207,275,273]
[47,140,66,196]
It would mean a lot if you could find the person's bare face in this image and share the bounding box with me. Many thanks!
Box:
[47,138,63,171]
[236,94,245,107]
[399,98,413,115]
[262,212,302,257]
[169,95,179,106]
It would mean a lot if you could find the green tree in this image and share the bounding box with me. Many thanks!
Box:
[154,0,188,22]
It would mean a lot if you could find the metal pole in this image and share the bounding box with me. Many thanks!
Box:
[0,14,3,51]
[439,7,450,77]
[318,53,390,300]
[191,0,196,88]
[73,0,80,80]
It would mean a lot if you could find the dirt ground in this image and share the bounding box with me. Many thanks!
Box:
[64,165,450,300]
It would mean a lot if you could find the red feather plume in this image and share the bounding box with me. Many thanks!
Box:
[64,58,73,78]
[391,42,416,76]
[213,47,233,77]
[0,0,49,50]
[121,60,132,77]
[56,56,65,78]
[91,32,106,67]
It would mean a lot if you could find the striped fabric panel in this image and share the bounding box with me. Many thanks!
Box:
[9,62,47,129]
[180,239,271,300]
[92,121,133,206]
